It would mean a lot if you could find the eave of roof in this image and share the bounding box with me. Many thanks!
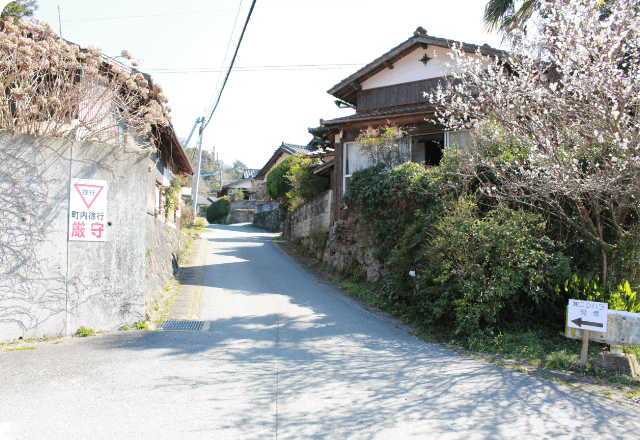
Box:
[312,159,334,176]
[327,30,505,105]
[320,102,437,126]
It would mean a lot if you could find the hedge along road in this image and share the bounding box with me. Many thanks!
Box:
[1,224,639,440]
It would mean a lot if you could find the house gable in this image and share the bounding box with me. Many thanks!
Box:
[328,27,503,108]
[361,46,464,90]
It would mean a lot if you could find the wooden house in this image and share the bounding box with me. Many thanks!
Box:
[309,27,504,221]
[218,169,261,200]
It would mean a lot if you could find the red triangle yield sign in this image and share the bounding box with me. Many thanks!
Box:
[74,184,104,209]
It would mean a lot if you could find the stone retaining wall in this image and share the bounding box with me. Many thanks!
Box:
[145,216,189,320]
[285,190,333,239]
[321,210,384,282]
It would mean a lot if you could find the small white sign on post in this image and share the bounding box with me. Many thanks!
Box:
[567,299,608,332]
[68,178,108,242]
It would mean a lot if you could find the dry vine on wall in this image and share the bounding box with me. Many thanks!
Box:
[0,16,176,333]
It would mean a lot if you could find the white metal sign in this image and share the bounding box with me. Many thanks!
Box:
[567,299,608,332]
[68,178,108,242]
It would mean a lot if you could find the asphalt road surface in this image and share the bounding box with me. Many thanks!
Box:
[1,224,639,439]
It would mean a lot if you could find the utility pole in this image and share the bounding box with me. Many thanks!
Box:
[192,117,205,218]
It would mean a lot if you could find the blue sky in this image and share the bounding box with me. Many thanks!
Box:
[33,0,505,169]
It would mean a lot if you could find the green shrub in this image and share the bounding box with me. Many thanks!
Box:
[267,154,329,213]
[267,155,296,201]
[231,188,245,200]
[206,196,231,224]
[344,161,447,262]
[414,199,569,334]
[194,217,207,229]
[74,326,95,337]
[285,158,329,211]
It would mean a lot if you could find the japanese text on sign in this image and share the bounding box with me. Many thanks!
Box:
[567,300,608,332]
[68,179,108,242]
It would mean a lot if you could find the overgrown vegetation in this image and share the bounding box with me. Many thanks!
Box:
[206,196,230,224]
[74,326,95,337]
[0,17,173,148]
[333,0,640,341]
[231,188,245,201]
[266,154,329,215]
[162,177,184,220]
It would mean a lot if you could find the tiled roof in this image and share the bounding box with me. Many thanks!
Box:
[320,102,436,126]
[280,143,311,155]
[242,169,260,179]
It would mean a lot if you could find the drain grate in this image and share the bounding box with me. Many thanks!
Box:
[159,320,204,332]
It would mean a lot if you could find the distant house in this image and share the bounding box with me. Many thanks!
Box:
[253,143,314,201]
[196,197,216,217]
[309,27,504,221]
[218,169,261,200]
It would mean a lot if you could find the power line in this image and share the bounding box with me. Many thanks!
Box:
[56,0,361,22]
[144,63,366,74]
[206,0,245,119]
[203,0,257,130]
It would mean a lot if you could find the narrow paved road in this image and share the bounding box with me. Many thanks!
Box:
[1,224,639,439]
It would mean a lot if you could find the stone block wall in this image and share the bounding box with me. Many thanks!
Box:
[253,209,282,232]
[321,210,384,282]
[285,190,333,239]
[145,216,188,320]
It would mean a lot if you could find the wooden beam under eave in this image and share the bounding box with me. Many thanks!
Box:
[419,42,429,49]
[348,82,362,91]
[383,61,394,70]
[336,112,439,132]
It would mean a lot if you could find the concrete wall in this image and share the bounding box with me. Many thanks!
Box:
[226,200,257,224]
[285,190,333,239]
[0,132,177,342]
[256,201,279,214]
[253,202,281,231]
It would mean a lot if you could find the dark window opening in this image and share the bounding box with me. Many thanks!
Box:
[411,134,444,166]
[424,139,443,166]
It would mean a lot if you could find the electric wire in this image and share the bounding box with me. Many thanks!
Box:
[205,0,245,119]
[55,0,362,21]
[144,63,366,74]
[203,0,257,130]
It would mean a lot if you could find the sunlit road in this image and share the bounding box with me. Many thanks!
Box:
[1,223,639,439]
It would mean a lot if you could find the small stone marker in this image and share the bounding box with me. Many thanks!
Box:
[567,300,608,366]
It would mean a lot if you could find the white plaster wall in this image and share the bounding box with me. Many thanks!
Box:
[361,46,486,90]
[227,180,252,189]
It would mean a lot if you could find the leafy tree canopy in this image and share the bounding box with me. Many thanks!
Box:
[1,0,38,24]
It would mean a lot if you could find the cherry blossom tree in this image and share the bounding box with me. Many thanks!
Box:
[429,0,640,285]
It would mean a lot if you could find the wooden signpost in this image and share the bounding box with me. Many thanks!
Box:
[567,300,608,366]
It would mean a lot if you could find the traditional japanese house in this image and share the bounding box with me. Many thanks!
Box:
[309,27,504,221]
